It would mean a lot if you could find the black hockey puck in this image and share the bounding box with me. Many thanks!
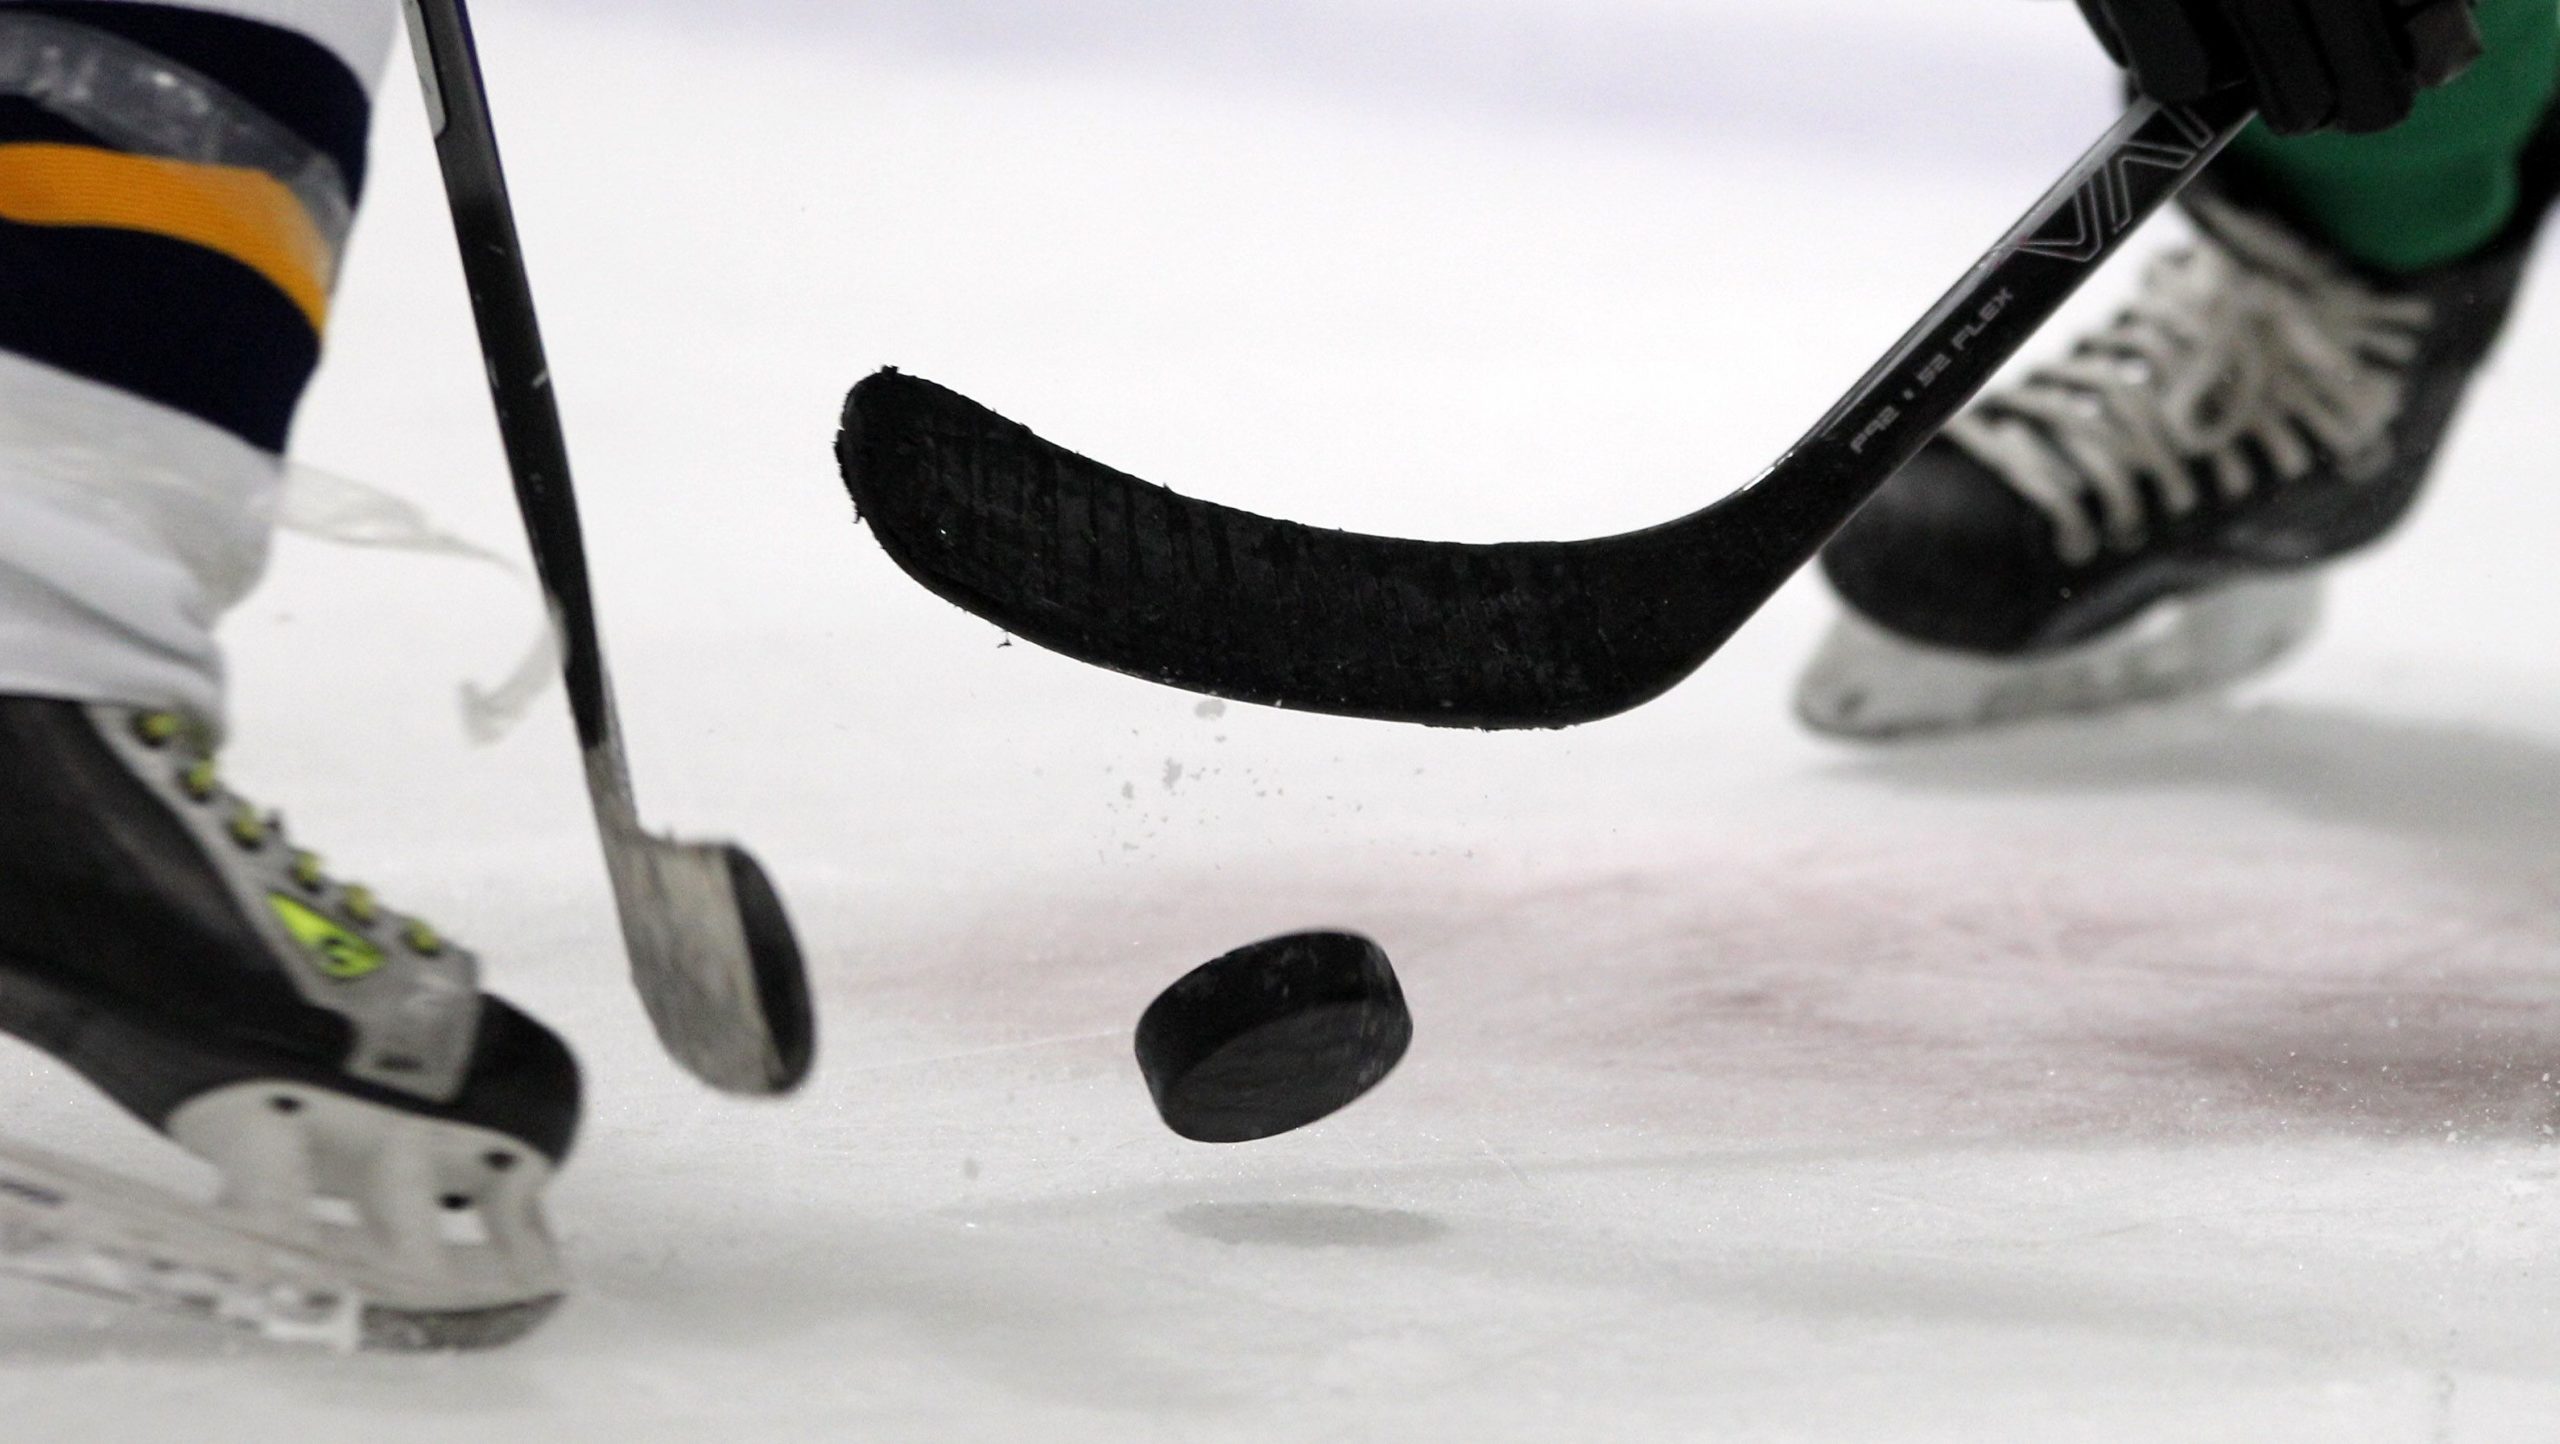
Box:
[1135,931,1412,1143]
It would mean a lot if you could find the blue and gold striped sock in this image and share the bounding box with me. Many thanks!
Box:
[0,3,376,450]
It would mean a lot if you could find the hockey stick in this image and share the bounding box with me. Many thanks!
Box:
[838,93,2255,729]
[402,0,814,1092]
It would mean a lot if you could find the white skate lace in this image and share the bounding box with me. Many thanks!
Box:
[1949,197,2433,566]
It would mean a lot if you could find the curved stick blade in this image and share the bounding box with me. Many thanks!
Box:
[838,370,1729,729]
[600,831,815,1094]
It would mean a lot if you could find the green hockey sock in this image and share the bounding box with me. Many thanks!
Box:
[2220,0,2560,272]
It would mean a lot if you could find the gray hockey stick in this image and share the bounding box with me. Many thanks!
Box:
[402,0,814,1092]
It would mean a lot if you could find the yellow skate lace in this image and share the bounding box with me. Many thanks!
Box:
[131,710,448,957]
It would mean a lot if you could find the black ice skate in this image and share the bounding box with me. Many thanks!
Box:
[0,697,580,1349]
[1797,127,2559,739]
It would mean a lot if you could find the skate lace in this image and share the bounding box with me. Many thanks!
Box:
[1948,198,2433,567]
[131,710,449,957]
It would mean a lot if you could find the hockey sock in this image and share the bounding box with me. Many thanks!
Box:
[0,2,396,721]
[0,2,390,448]
[2219,0,2560,273]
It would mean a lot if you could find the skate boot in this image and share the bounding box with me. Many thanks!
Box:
[1796,124,2560,740]
[0,696,580,1349]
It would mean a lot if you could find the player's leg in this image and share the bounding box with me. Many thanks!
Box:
[0,1,580,1346]
[2218,0,2560,274]
[1797,0,2560,739]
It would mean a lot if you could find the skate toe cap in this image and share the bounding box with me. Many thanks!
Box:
[459,997,582,1166]
[1817,439,2068,654]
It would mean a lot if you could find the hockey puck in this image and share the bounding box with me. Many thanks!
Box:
[1135,931,1412,1143]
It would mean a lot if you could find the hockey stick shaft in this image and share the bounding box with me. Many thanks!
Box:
[402,0,815,1092]
[1723,95,2256,571]
[840,94,2256,728]
[397,0,605,751]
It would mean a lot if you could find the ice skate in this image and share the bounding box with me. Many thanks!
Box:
[1797,119,2560,740]
[0,697,580,1350]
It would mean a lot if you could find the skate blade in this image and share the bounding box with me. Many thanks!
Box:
[0,1141,363,1349]
[1795,574,2322,740]
[0,1085,566,1352]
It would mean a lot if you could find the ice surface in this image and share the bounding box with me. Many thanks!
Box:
[1,1,2555,1439]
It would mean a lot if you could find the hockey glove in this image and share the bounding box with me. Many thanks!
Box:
[2071,0,2483,135]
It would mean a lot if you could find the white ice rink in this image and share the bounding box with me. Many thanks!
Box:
[3,1,2557,1438]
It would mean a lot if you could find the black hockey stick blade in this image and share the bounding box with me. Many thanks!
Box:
[840,372,1753,727]
[840,95,2253,730]
[407,0,814,1092]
